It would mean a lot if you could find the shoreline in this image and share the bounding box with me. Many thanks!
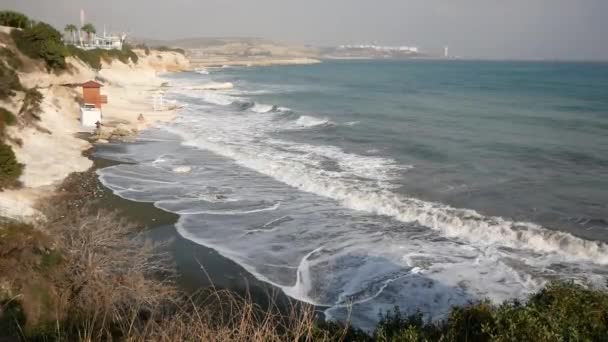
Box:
[90,143,317,316]
[0,48,190,221]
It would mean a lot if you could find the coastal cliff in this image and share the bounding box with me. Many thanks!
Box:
[0,26,189,221]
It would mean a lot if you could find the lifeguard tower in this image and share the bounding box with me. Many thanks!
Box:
[80,80,107,127]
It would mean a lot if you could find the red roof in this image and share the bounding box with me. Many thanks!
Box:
[81,80,103,88]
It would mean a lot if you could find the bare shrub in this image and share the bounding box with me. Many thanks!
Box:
[40,204,176,340]
[110,287,329,342]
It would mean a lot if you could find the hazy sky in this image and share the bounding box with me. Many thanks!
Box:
[3,0,608,59]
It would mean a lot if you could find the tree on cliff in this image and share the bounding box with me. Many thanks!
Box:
[64,24,78,45]
[81,23,96,44]
[0,142,23,189]
[11,22,68,70]
[0,10,30,29]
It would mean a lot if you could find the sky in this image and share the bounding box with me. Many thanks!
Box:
[3,0,608,60]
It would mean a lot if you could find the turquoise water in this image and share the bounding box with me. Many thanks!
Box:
[214,60,608,240]
[98,60,608,329]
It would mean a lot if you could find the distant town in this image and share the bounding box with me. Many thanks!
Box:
[320,44,451,59]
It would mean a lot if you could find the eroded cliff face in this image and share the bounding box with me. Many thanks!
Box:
[0,45,189,221]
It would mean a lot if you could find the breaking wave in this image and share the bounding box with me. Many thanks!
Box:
[177,130,608,264]
[294,115,334,128]
[97,69,608,329]
[252,103,277,113]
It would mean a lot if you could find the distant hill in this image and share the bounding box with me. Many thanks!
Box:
[132,37,319,58]
[131,37,321,67]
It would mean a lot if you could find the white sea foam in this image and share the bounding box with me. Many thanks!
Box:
[294,115,334,128]
[195,67,210,75]
[187,82,234,90]
[160,200,280,215]
[172,166,192,173]
[97,74,608,329]
[251,103,276,113]
[167,109,608,264]
[200,91,235,106]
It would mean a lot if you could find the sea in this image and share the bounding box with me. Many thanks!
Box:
[96,60,608,329]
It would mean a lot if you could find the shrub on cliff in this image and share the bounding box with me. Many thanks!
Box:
[0,10,31,29]
[366,282,608,341]
[11,22,68,70]
[0,107,17,130]
[156,45,186,55]
[136,43,151,55]
[19,87,43,123]
[67,45,139,70]
[0,142,23,188]
[0,47,23,70]
[120,43,139,64]
[0,61,23,99]
[67,45,102,70]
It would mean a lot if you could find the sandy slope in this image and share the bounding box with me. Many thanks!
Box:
[0,50,189,221]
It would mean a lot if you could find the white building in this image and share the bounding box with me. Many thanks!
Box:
[340,44,419,53]
[79,104,101,128]
[77,32,126,50]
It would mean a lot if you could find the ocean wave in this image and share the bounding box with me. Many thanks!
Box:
[97,72,608,329]
[195,67,210,75]
[158,200,281,215]
[177,131,608,265]
[166,75,608,264]
[191,89,279,115]
[294,115,334,128]
[252,103,277,113]
[187,82,234,90]
[199,92,236,106]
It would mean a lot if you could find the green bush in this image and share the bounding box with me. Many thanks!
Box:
[155,45,185,55]
[135,43,151,55]
[19,87,43,122]
[373,308,443,341]
[67,44,139,70]
[67,45,102,70]
[362,282,608,342]
[0,298,26,337]
[0,107,17,126]
[0,10,30,29]
[11,22,68,70]
[488,282,608,341]
[0,142,23,189]
[121,43,139,64]
[0,61,23,99]
[0,47,23,70]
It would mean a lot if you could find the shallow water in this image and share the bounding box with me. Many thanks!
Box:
[97,60,608,329]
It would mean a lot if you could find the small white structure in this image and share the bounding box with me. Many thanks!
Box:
[80,104,102,128]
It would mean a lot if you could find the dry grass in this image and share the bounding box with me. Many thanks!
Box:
[13,188,350,341]
[117,289,324,341]
[40,206,176,341]
[2,167,356,341]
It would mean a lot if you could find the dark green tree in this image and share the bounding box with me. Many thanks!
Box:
[0,10,30,29]
[0,142,23,189]
[81,23,96,44]
[11,22,68,70]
